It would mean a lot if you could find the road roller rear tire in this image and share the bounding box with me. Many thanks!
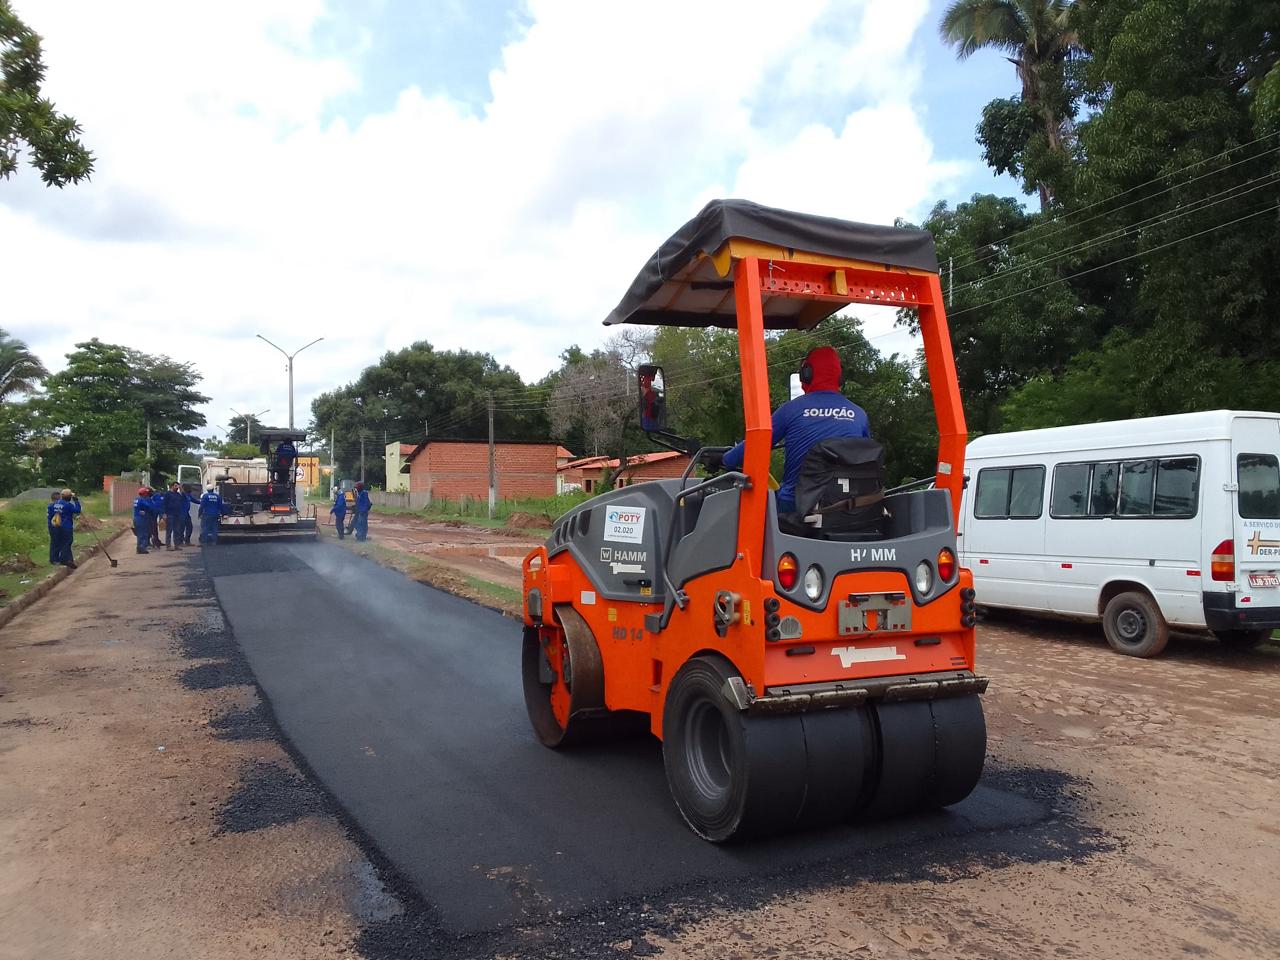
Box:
[521,607,605,749]
[662,655,808,842]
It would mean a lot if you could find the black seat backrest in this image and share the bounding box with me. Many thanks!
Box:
[792,437,885,516]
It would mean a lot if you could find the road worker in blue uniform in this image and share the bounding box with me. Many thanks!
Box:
[134,487,159,554]
[149,489,165,547]
[353,481,372,541]
[163,481,187,550]
[718,346,870,516]
[198,483,224,544]
[46,491,60,564]
[181,484,198,545]
[47,488,82,568]
[331,483,347,539]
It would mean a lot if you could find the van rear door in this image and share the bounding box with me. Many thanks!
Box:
[1231,416,1280,607]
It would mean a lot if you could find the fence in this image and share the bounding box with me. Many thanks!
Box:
[370,490,433,511]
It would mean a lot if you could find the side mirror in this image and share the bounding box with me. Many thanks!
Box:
[637,364,667,433]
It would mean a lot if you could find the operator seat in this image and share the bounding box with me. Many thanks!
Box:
[778,437,887,541]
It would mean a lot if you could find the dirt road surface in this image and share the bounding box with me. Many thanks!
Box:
[329,508,539,587]
[3,531,1278,959]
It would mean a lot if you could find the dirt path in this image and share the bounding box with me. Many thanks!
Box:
[3,531,1278,959]
[0,546,398,960]
[655,617,1280,959]
[324,508,537,589]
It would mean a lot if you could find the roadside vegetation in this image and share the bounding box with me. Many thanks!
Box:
[0,492,119,605]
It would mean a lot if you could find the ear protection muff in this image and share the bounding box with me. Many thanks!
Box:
[799,358,814,384]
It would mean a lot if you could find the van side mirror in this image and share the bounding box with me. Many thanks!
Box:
[637,364,667,433]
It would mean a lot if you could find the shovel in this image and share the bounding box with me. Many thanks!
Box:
[88,528,119,568]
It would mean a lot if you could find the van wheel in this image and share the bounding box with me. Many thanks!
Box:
[1102,591,1169,657]
[1215,629,1271,649]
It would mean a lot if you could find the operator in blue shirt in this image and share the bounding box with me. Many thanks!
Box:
[198,483,224,545]
[47,488,82,568]
[717,346,870,515]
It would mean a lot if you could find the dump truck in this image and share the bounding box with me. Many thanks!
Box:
[521,199,986,841]
[204,429,317,541]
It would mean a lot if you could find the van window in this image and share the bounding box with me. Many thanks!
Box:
[1154,457,1199,516]
[1051,463,1091,517]
[1238,454,1280,519]
[975,466,1044,519]
[1088,462,1118,516]
[1118,460,1155,515]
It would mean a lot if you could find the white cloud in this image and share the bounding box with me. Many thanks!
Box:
[3,0,958,441]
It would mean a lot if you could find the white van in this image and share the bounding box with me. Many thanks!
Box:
[958,411,1280,657]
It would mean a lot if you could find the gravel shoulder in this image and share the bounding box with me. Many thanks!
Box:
[0,545,399,960]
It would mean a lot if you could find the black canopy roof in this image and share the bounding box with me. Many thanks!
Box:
[603,199,938,329]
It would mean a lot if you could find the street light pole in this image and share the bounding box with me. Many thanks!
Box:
[255,335,324,429]
[230,407,271,445]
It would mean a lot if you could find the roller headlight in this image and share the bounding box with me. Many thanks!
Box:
[803,565,824,602]
[914,560,934,595]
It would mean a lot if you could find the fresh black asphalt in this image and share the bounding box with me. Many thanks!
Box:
[205,541,1056,938]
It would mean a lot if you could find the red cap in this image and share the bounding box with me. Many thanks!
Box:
[802,346,842,393]
[355,481,364,490]
[138,487,149,496]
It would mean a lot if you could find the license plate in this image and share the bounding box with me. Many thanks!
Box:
[1248,572,1280,588]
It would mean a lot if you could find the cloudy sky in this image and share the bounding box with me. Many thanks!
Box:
[3,0,1019,443]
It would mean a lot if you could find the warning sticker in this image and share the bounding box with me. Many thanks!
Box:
[603,505,647,544]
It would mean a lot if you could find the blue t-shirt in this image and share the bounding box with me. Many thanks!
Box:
[47,499,81,532]
[199,491,223,516]
[722,390,870,511]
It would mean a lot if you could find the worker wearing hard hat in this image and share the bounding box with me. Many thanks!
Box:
[133,487,160,554]
[198,483,224,545]
[47,488,81,568]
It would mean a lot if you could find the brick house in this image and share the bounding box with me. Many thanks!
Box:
[404,439,558,501]
[561,451,691,493]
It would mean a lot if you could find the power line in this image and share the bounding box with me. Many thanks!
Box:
[949,130,1280,271]
[949,200,1280,319]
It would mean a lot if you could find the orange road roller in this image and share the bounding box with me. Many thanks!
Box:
[522,199,986,841]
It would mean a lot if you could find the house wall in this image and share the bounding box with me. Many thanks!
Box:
[617,455,690,485]
[385,442,411,493]
[409,442,557,501]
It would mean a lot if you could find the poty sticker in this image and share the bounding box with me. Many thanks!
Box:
[603,505,647,544]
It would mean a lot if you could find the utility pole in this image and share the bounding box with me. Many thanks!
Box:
[360,433,366,483]
[330,428,335,476]
[947,256,954,306]
[487,390,496,519]
[230,407,270,445]
[255,335,324,429]
[145,421,151,469]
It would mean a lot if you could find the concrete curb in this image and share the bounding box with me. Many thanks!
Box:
[0,525,131,632]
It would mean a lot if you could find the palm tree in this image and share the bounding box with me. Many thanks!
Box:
[940,0,1080,207]
[0,328,48,401]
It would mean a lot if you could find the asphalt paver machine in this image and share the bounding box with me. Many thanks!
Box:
[214,428,318,542]
[521,200,986,841]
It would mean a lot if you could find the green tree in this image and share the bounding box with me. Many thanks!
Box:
[940,0,1081,207]
[0,327,47,400]
[37,339,208,488]
[225,413,267,447]
[0,0,93,186]
[310,341,549,483]
[216,441,260,460]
